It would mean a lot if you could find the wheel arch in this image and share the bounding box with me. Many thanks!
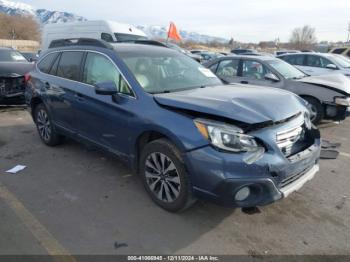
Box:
[132,130,185,174]
[30,96,44,120]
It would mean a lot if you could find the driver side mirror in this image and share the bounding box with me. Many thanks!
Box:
[326,64,338,70]
[94,81,119,95]
[264,73,280,82]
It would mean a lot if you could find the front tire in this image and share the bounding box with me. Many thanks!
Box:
[303,97,324,125]
[140,139,196,212]
[34,103,62,146]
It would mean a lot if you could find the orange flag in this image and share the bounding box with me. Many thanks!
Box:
[167,22,182,41]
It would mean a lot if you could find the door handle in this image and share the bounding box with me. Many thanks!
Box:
[44,82,50,89]
[241,80,249,84]
[75,93,85,102]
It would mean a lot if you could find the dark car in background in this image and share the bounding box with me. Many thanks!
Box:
[204,55,350,124]
[0,47,34,104]
[25,40,320,211]
[165,42,202,63]
[231,48,256,55]
[196,51,224,62]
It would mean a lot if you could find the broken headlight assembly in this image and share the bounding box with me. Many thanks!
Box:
[194,119,265,164]
[335,96,350,106]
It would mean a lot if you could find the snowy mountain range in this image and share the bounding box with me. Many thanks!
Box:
[0,0,228,43]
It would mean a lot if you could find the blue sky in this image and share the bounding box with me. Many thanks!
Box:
[20,0,350,42]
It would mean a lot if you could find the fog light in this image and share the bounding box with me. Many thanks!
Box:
[235,186,250,201]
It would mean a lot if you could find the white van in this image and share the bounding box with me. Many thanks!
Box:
[41,20,148,50]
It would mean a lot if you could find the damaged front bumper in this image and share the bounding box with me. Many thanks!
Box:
[184,114,321,207]
[324,101,350,121]
[0,75,25,104]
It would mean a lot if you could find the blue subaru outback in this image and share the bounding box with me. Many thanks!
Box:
[25,39,321,212]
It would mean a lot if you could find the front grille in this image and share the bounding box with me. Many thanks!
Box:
[280,165,311,188]
[276,124,304,157]
[0,77,25,96]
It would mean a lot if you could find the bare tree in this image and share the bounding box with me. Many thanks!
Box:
[289,25,317,50]
[0,13,40,41]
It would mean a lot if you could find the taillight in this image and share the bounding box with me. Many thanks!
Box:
[24,73,31,83]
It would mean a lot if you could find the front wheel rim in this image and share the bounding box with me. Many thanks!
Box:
[308,104,317,121]
[145,152,181,203]
[37,109,51,141]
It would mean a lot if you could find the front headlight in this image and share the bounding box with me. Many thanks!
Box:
[194,118,259,152]
[335,97,350,106]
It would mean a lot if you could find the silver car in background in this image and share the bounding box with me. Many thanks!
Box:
[278,53,350,76]
[204,55,350,124]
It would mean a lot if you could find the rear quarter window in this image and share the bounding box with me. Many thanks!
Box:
[37,53,59,74]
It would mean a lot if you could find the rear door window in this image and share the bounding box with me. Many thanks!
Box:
[37,53,59,74]
[216,59,239,77]
[242,60,271,79]
[56,51,84,81]
[283,55,305,65]
[306,55,332,68]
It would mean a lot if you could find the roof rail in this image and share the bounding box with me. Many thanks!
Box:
[48,38,114,49]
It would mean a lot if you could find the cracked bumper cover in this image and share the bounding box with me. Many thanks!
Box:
[184,138,321,208]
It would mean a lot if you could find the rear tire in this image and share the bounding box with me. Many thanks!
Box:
[139,138,196,212]
[34,103,63,146]
[303,97,324,125]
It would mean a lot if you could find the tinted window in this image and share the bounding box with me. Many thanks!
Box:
[216,59,239,77]
[347,50,350,57]
[37,53,59,73]
[49,53,61,75]
[101,33,114,42]
[83,52,132,95]
[56,51,84,81]
[283,55,305,65]
[242,60,271,80]
[306,55,333,68]
[331,48,346,54]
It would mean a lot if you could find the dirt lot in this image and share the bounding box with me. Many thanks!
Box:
[0,107,349,256]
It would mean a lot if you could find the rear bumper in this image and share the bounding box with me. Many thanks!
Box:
[0,77,25,104]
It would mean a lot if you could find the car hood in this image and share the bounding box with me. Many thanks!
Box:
[298,73,350,94]
[153,84,306,124]
[0,62,34,77]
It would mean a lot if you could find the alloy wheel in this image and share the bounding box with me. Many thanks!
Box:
[308,104,317,122]
[145,152,181,203]
[37,109,51,142]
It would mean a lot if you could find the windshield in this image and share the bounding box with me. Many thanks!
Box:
[114,33,147,42]
[0,49,27,62]
[332,54,350,68]
[120,51,222,93]
[267,59,306,79]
